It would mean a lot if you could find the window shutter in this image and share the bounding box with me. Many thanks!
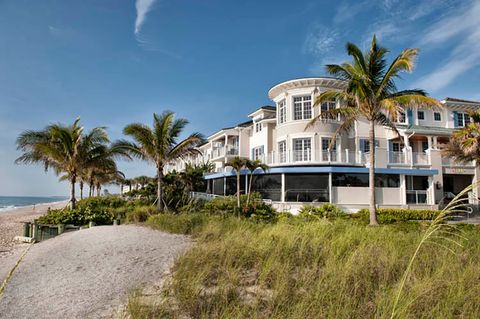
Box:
[360,139,365,152]
[388,140,393,162]
[407,109,413,124]
[260,145,264,156]
[452,111,458,128]
[251,148,254,160]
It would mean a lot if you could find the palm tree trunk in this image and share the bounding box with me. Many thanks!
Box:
[369,120,379,226]
[236,171,241,209]
[70,175,76,209]
[97,185,101,197]
[80,181,84,200]
[157,166,164,211]
[247,172,254,206]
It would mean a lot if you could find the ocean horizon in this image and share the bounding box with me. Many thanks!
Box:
[0,196,68,212]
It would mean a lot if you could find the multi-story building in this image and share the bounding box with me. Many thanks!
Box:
[166,77,480,212]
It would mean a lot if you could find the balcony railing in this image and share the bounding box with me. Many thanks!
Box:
[263,149,366,166]
[442,157,475,167]
[211,145,239,159]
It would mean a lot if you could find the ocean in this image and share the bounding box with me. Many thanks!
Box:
[0,196,68,212]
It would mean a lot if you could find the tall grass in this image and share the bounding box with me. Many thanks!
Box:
[131,216,480,318]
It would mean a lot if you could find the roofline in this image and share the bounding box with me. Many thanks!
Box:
[268,77,347,99]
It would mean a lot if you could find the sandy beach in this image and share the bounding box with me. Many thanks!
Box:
[0,201,68,258]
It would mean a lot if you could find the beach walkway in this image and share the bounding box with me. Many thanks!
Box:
[0,225,190,319]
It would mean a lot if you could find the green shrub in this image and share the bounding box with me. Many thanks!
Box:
[146,213,211,235]
[126,206,158,223]
[77,196,126,211]
[298,203,346,221]
[355,208,441,223]
[37,206,114,226]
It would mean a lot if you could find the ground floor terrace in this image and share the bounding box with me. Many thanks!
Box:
[204,166,478,213]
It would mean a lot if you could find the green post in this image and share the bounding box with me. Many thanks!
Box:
[22,222,30,237]
[32,223,38,241]
[89,221,95,228]
[58,224,65,235]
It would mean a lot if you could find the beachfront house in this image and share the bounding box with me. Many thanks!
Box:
[165,77,480,213]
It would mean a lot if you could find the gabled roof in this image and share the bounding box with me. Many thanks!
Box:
[444,97,480,104]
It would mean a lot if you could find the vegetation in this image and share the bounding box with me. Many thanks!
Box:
[15,118,128,208]
[245,159,269,205]
[355,207,441,223]
[298,203,347,220]
[129,214,480,318]
[225,156,247,209]
[36,196,127,225]
[308,35,440,225]
[115,111,203,210]
[443,110,480,164]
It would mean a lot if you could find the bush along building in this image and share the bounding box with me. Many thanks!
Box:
[165,77,480,212]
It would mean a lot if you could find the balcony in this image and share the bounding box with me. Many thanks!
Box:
[442,157,475,167]
[387,151,429,166]
[211,145,239,159]
[262,149,367,166]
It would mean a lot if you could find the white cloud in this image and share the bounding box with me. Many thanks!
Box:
[414,1,480,92]
[134,0,157,36]
[304,24,339,56]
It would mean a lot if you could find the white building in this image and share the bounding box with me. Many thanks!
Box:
[166,77,480,212]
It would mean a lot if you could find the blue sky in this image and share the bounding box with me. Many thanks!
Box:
[0,0,479,196]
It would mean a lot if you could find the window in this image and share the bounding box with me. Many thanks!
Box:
[360,139,379,153]
[255,122,262,133]
[293,95,312,120]
[278,100,286,124]
[250,174,282,201]
[456,112,471,127]
[285,174,329,202]
[293,138,311,161]
[422,141,429,152]
[417,110,425,120]
[332,173,399,188]
[321,100,336,113]
[321,138,336,151]
[252,146,264,160]
[278,141,286,163]
[434,112,441,121]
[392,142,402,152]
[397,111,406,123]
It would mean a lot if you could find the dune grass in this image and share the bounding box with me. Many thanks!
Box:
[130,215,480,318]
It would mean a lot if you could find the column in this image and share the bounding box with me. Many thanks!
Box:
[433,136,438,150]
[400,175,406,206]
[281,173,286,202]
[328,173,333,204]
[428,176,435,205]
[223,177,227,196]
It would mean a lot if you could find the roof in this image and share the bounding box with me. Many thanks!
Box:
[444,97,480,104]
[268,77,347,99]
[258,105,276,111]
[396,124,455,136]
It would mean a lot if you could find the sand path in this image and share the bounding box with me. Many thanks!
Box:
[0,225,190,318]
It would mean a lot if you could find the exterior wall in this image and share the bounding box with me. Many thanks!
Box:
[332,187,402,205]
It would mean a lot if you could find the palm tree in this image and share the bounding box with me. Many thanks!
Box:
[15,118,110,209]
[115,111,203,210]
[308,35,441,225]
[442,111,480,164]
[245,159,269,205]
[225,156,247,208]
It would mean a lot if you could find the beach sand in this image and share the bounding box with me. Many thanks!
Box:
[0,201,68,258]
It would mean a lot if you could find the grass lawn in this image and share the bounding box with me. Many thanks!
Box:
[128,214,480,318]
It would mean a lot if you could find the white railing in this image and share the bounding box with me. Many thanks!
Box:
[388,151,407,165]
[263,149,370,166]
[212,144,239,159]
[406,190,428,204]
[412,152,429,165]
[442,157,475,167]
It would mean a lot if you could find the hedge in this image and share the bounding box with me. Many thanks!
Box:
[355,208,442,223]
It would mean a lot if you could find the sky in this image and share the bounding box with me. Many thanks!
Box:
[0,0,479,196]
